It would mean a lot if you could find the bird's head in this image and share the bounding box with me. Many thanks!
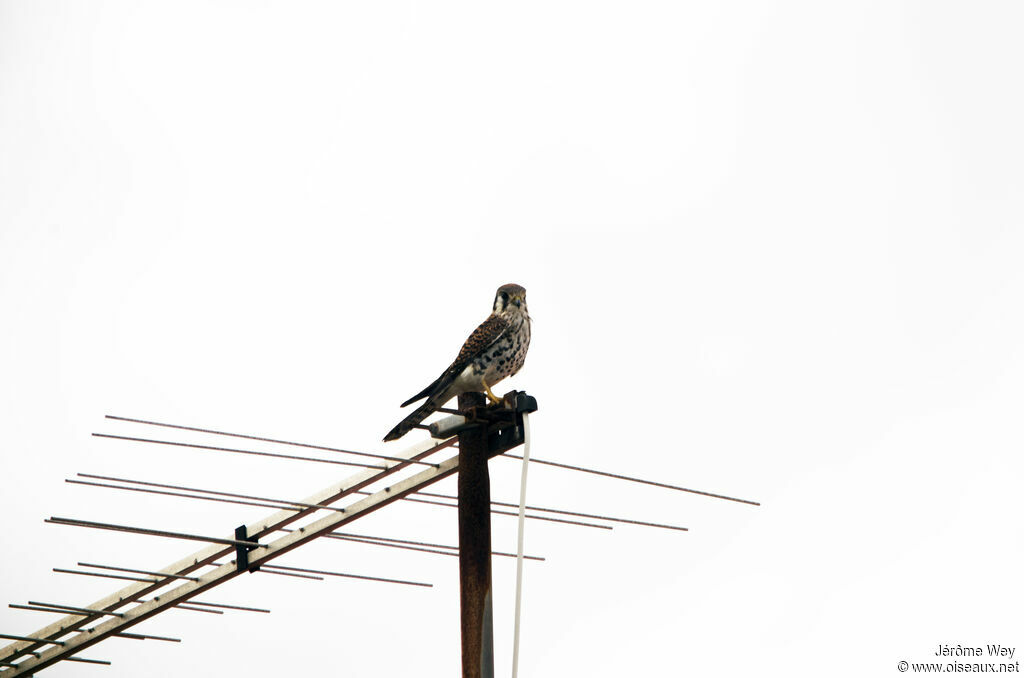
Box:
[493,283,527,315]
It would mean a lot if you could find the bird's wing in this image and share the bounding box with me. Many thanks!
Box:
[399,314,510,407]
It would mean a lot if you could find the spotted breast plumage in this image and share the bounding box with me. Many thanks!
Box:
[383,283,532,442]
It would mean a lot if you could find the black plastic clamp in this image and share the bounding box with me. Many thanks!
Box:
[235,525,260,573]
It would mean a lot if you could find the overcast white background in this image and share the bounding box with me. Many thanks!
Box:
[2,1,1022,676]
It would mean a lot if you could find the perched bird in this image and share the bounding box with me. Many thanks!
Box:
[383,283,531,442]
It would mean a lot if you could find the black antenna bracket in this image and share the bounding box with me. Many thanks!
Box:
[234,525,260,573]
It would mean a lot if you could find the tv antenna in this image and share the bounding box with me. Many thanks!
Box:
[0,390,757,677]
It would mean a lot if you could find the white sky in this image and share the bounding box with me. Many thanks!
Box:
[2,1,1022,676]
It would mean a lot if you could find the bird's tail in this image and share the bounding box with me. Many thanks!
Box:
[383,398,440,442]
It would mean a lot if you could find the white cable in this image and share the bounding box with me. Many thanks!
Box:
[511,412,530,678]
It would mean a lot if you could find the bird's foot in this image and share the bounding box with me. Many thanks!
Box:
[483,380,502,405]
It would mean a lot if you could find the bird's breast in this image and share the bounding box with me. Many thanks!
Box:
[469,313,530,382]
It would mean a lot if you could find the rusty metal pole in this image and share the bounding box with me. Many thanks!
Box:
[457,391,494,678]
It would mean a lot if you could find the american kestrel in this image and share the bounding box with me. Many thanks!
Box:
[383,283,532,442]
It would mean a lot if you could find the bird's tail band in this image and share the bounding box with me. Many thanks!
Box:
[383,399,439,442]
